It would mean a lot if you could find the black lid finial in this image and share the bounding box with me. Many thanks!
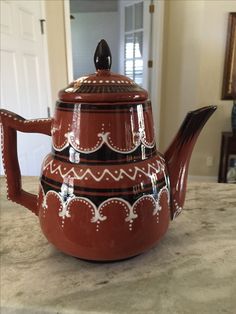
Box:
[94,39,112,71]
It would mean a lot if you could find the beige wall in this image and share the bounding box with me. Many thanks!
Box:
[45,0,68,106]
[160,0,236,179]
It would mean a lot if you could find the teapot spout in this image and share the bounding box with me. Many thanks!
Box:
[164,106,217,219]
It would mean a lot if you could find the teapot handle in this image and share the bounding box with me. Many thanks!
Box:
[0,109,52,216]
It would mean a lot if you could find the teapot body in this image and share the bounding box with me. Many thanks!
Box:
[38,100,171,261]
[0,39,216,262]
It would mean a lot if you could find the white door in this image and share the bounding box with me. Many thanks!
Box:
[0,0,51,175]
[119,0,152,90]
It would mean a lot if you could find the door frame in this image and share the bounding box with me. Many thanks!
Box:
[150,0,165,144]
[64,0,74,83]
[63,0,165,144]
[41,0,53,114]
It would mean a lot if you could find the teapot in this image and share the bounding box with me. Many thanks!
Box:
[0,40,216,261]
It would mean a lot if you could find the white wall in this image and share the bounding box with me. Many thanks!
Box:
[71,12,119,78]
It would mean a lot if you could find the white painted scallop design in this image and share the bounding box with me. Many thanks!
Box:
[40,184,170,231]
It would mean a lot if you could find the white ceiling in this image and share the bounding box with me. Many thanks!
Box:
[70,0,118,13]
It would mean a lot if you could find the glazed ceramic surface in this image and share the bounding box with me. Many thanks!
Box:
[0,40,216,261]
[38,99,170,260]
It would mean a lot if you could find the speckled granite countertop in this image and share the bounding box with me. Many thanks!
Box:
[0,177,236,314]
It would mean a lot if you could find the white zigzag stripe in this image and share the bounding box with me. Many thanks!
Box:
[43,158,165,182]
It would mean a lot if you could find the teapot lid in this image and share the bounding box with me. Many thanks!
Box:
[59,39,148,103]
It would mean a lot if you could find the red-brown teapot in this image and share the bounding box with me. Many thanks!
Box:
[0,40,216,261]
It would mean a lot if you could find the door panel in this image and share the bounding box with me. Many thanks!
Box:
[0,0,51,176]
[23,54,41,114]
[1,50,20,111]
[0,0,13,35]
[19,8,36,41]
